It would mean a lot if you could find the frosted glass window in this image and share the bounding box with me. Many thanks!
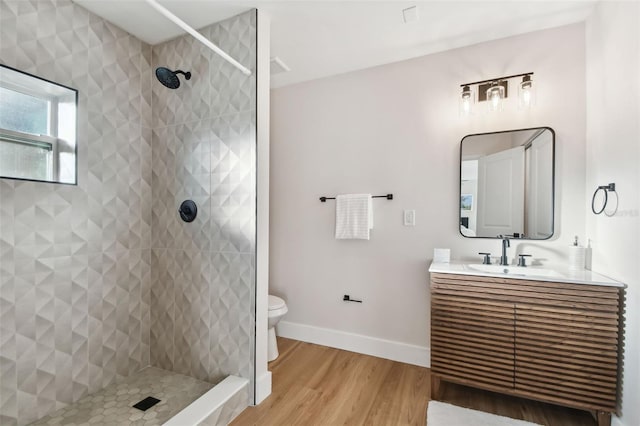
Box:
[0,140,51,181]
[0,65,77,184]
[0,86,50,136]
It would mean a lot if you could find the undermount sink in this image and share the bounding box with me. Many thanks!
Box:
[466,263,564,278]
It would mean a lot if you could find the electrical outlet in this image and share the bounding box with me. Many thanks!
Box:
[403,209,415,226]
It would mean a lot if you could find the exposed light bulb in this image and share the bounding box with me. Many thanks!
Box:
[459,85,473,117]
[491,91,500,107]
[518,75,535,109]
[462,98,470,113]
[486,82,504,112]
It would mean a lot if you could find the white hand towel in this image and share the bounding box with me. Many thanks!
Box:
[335,194,373,240]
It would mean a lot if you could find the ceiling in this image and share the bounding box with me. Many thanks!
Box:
[73,1,597,88]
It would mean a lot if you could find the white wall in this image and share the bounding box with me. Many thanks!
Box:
[585,3,640,426]
[269,24,586,359]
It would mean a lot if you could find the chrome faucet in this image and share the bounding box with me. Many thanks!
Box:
[498,235,511,266]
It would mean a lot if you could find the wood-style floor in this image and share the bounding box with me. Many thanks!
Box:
[231,337,596,426]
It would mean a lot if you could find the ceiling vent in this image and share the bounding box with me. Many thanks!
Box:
[270,57,291,75]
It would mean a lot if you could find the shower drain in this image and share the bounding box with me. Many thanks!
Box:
[132,396,161,411]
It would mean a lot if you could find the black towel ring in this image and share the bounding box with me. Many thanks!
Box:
[591,183,616,215]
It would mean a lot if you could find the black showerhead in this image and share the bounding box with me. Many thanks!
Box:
[155,67,191,89]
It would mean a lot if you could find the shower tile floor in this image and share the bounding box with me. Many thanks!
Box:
[30,367,213,426]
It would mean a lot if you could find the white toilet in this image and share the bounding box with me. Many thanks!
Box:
[268,295,288,361]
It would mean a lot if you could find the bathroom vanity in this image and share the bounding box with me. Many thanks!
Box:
[428,262,625,426]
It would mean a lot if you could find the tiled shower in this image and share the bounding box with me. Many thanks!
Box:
[0,1,258,425]
[149,7,256,391]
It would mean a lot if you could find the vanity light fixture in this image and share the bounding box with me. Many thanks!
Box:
[459,72,534,114]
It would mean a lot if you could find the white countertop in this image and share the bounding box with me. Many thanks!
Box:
[429,261,626,288]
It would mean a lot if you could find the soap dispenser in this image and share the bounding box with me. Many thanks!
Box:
[568,236,586,271]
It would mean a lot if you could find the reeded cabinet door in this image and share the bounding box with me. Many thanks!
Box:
[431,280,515,392]
[514,303,620,411]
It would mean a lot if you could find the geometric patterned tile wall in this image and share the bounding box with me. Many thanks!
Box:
[150,9,257,402]
[0,1,257,424]
[0,1,153,425]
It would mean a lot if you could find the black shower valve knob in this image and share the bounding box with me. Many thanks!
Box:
[179,200,197,223]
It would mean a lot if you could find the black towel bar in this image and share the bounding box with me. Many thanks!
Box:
[319,194,393,202]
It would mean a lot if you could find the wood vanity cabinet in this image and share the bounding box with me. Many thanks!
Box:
[430,272,623,426]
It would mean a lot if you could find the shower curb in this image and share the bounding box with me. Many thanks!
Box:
[164,375,249,426]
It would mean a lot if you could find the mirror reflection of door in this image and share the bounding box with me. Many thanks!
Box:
[476,145,525,237]
[526,130,553,239]
[460,127,554,240]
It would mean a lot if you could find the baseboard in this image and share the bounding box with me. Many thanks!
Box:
[277,321,430,367]
[254,371,272,405]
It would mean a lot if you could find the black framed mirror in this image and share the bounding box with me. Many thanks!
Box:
[0,64,78,185]
[459,127,555,239]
